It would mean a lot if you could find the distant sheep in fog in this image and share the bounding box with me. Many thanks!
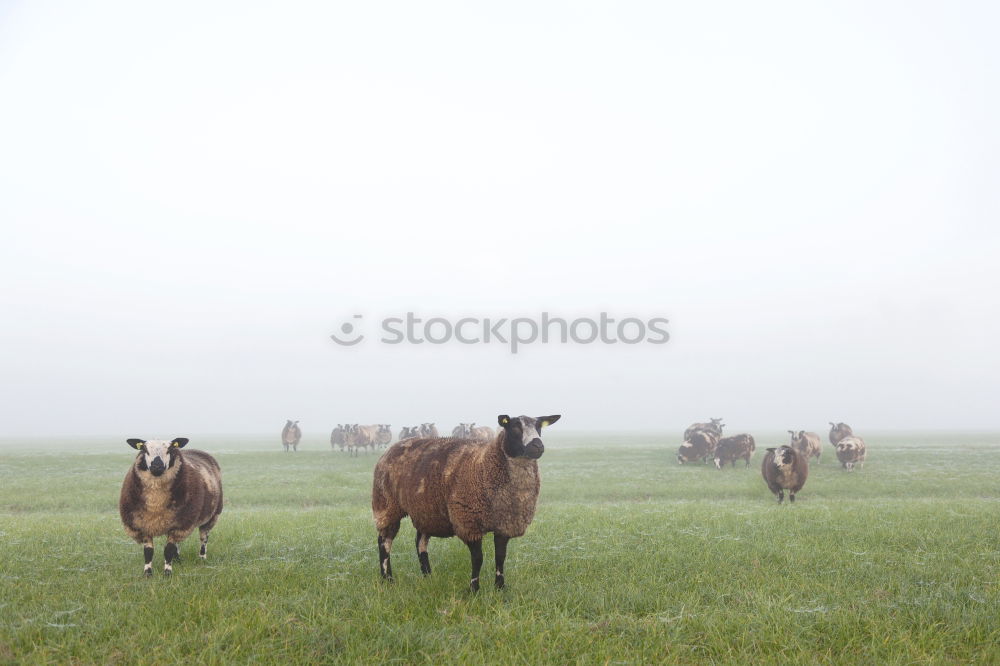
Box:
[788,430,822,461]
[835,436,866,471]
[713,434,756,469]
[282,420,301,452]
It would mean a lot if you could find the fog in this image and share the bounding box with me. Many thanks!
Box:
[1,1,998,437]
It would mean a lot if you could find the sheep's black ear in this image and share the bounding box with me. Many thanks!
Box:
[498,415,511,427]
[537,415,561,428]
[171,438,189,448]
[127,439,146,450]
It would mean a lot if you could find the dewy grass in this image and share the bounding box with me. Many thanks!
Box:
[1,432,998,663]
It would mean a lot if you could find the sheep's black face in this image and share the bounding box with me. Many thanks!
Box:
[497,414,560,460]
[127,438,188,476]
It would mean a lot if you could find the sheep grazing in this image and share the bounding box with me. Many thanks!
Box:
[469,424,496,441]
[330,424,348,452]
[119,438,223,576]
[282,420,302,452]
[761,445,808,503]
[835,436,866,471]
[420,423,440,438]
[788,430,822,461]
[684,418,724,442]
[713,433,756,469]
[677,430,719,464]
[372,413,561,592]
[828,422,853,447]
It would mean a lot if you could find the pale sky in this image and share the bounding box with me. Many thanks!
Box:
[1,1,998,436]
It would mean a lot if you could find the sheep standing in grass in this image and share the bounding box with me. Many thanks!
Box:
[761,445,808,503]
[788,430,822,461]
[282,420,302,452]
[119,438,223,576]
[376,425,393,449]
[420,423,440,438]
[713,433,756,468]
[330,424,348,452]
[372,413,560,591]
[835,436,866,471]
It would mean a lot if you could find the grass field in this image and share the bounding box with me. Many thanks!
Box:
[1,431,999,664]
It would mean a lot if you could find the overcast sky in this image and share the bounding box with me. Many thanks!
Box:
[1,1,998,437]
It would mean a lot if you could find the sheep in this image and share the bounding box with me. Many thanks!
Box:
[828,422,853,447]
[330,424,348,452]
[835,436,866,471]
[761,445,808,503]
[376,425,393,449]
[420,423,440,438]
[119,438,223,576]
[398,426,420,441]
[469,424,496,441]
[713,433,756,469]
[451,423,472,438]
[282,420,302,452]
[676,430,719,464]
[372,413,561,591]
[684,418,724,442]
[788,430,822,461]
[346,424,377,455]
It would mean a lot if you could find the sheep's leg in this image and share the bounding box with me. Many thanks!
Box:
[377,524,399,581]
[789,492,796,503]
[199,528,210,559]
[415,532,431,575]
[142,540,154,577]
[776,489,785,504]
[494,534,509,589]
[466,539,483,592]
[163,541,179,576]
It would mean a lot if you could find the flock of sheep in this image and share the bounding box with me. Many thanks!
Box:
[677,418,869,503]
[281,420,500,455]
[117,414,868,589]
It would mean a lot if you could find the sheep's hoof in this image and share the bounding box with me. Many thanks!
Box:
[143,569,153,578]
[163,568,172,577]
[470,578,480,593]
[495,575,505,590]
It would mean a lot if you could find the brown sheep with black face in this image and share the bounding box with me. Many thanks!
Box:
[713,433,756,469]
[761,445,808,503]
[788,430,822,461]
[372,413,560,592]
[119,438,223,576]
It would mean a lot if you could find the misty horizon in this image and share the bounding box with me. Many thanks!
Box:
[2,1,998,437]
